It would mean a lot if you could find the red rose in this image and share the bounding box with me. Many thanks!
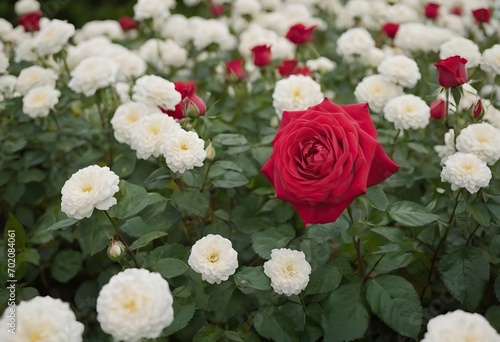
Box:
[293,65,311,77]
[435,55,467,88]
[251,45,272,67]
[18,11,42,32]
[430,98,446,119]
[285,24,316,44]
[226,58,247,81]
[450,6,462,16]
[119,16,139,31]
[382,22,399,39]
[424,3,440,19]
[261,98,399,225]
[277,59,298,76]
[161,81,206,120]
[210,4,225,17]
[472,8,491,23]
[473,99,483,118]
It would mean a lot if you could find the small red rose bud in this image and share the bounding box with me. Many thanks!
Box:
[119,16,139,31]
[226,58,247,81]
[293,66,312,77]
[430,98,446,119]
[285,23,316,44]
[210,4,225,17]
[18,11,42,32]
[450,6,462,16]
[162,81,206,119]
[424,3,440,19]
[472,8,491,23]
[435,55,468,88]
[277,59,298,77]
[251,45,272,67]
[473,99,483,118]
[382,22,399,39]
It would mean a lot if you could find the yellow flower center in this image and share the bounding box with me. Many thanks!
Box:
[122,298,138,313]
[208,252,219,263]
[150,125,160,135]
[81,184,93,192]
[180,142,189,151]
[284,263,295,277]
[292,88,302,98]
[476,135,489,143]
[127,113,138,123]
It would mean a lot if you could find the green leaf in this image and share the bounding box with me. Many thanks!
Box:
[305,262,342,295]
[321,283,369,342]
[251,225,296,259]
[144,166,172,190]
[224,331,245,342]
[129,231,168,250]
[485,306,500,333]
[207,282,243,322]
[5,213,26,251]
[17,169,46,183]
[388,201,440,227]
[253,307,299,342]
[366,275,423,339]
[155,258,189,278]
[46,217,79,231]
[363,186,388,211]
[439,246,490,310]
[51,250,83,283]
[108,181,151,219]
[76,217,112,256]
[172,188,209,217]
[495,275,500,302]
[212,170,249,188]
[234,266,271,291]
[162,299,196,336]
[305,215,349,240]
[194,325,225,342]
[74,281,98,310]
[467,202,491,227]
[213,133,249,146]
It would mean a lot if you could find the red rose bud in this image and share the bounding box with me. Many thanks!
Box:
[435,55,468,88]
[424,3,440,19]
[261,98,398,225]
[251,45,272,67]
[226,58,247,81]
[285,24,316,44]
[162,81,206,120]
[119,16,139,31]
[382,22,399,39]
[450,6,462,16]
[430,98,446,119]
[277,59,298,77]
[210,4,225,17]
[472,8,491,23]
[293,66,312,76]
[473,99,483,118]
[18,11,42,32]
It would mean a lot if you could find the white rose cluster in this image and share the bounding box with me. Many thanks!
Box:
[441,152,492,194]
[383,94,430,130]
[22,85,61,118]
[188,234,239,284]
[68,56,119,96]
[0,296,84,342]
[264,248,311,296]
[272,75,323,118]
[61,165,120,219]
[378,55,421,88]
[132,75,181,111]
[96,268,174,342]
[354,75,404,113]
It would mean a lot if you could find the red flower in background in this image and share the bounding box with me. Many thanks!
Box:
[435,55,468,88]
[210,4,225,17]
[473,99,483,118]
[382,22,399,39]
[472,8,492,23]
[261,98,398,225]
[450,6,462,16]
[119,16,139,31]
[19,11,42,32]
[430,98,446,119]
[285,24,316,44]
[162,81,206,120]
[424,3,440,19]
[251,45,272,67]
[277,60,311,77]
[226,59,247,81]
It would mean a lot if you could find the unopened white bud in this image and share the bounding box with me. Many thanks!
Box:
[205,141,216,160]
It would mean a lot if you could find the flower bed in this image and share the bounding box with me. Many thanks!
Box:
[1,0,500,341]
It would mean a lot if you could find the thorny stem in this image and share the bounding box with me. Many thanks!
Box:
[104,211,139,268]
[466,224,481,246]
[362,254,386,283]
[347,207,365,277]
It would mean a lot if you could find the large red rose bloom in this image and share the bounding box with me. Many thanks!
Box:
[261,98,399,225]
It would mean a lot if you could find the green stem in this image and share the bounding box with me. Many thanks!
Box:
[104,211,139,268]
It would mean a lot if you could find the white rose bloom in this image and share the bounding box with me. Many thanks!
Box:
[188,234,238,284]
[233,0,261,17]
[61,165,120,219]
[22,85,60,118]
[111,102,156,144]
[383,94,430,130]
[96,268,174,342]
[359,47,385,68]
[75,20,124,43]
[14,38,37,63]
[99,45,147,81]
[0,75,18,99]
[139,39,187,72]
[0,19,13,41]
[384,3,419,24]
[192,19,235,51]
[336,27,375,62]
[480,44,500,76]
[438,13,466,36]
[130,113,181,160]
[68,56,118,97]
[16,65,58,95]
[459,83,480,112]
[66,36,112,69]
[132,75,181,111]
[394,23,455,53]
[33,19,75,57]
[483,100,500,129]
[306,57,336,73]
[439,38,481,68]
[272,75,324,118]
[238,24,295,60]
[378,55,421,88]
[134,0,173,20]
[441,152,492,194]
[0,51,8,74]
[115,82,131,104]
[161,129,206,174]
[434,129,456,165]
[263,248,311,296]
[422,310,500,342]
[354,75,404,113]
[160,14,192,45]
[14,0,40,15]
[0,296,84,342]
[455,123,500,165]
